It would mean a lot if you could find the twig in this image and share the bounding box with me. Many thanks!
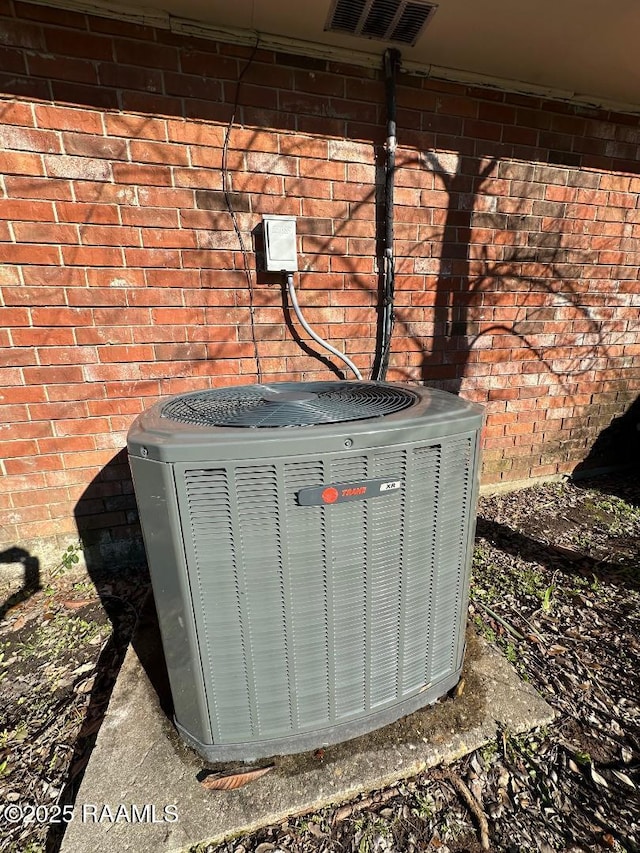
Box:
[434,767,491,850]
[473,599,525,641]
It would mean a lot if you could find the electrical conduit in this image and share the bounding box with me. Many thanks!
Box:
[286,273,363,381]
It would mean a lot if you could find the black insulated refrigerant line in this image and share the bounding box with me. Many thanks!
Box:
[372,48,401,382]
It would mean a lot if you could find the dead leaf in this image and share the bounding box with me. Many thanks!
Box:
[333,804,353,822]
[62,599,94,610]
[200,764,274,791]
[547,644,569,656]
[454,677,465,697]
[11,614,29,631]
[590,766,609,788]
[611,769,635,788]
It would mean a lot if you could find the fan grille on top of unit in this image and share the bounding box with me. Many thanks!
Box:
[325,0,437,47]
[161,382,417,428]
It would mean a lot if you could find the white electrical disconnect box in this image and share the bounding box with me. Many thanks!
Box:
[263,214,298,272]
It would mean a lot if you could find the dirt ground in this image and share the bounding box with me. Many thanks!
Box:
[0,471,638,853]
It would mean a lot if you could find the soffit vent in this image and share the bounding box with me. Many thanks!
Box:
[325,0,437,47]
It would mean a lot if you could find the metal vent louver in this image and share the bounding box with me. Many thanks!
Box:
[161,381,417,428]
[325,0,437,47]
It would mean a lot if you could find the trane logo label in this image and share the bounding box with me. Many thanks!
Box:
[297,478,403,506]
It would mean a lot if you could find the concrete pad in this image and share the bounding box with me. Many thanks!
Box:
[60,609,554,853]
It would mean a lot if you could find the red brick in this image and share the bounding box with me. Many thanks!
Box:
[29,52,98,85]
[154,342,207,361]
[124,248,181,267]
[45,154,111,181]
[0,437,40,457]
[129,139,189,166]
[0,307,31,327]
[3,504,53,524]
[30,307,93,326]
[109,288,170,308]
[143,228,197,249]
[62,246,124,266]
[0,403,29,423]
[0,17,45,49]
[5,385,47,404]
[39,435,96,454]
[23,365,84,384]
[12,222,77,244]
[122,207,178,228]
[112,163,172,186]
[106,113,167,140]
[0,101,35,126]
[151,307,205,326]
[61,131,128,160]
[30,403,83,423]
[115,39,179,70]
[11,486,67,507]
[180,249,234,269]
[75,327,133,346]
[99,382,159,402]
[3,285,67,306]
[120,91,183,117]
[93,307,151,326]
[34,104,103,133]
[0,124,61,153]
[78,224,140,247]
[0,150,44,176]
[36,345,98,365]
[62,449,119,469]
[97,344,154,363]
[99,62,163,93]
[56,201,120,224]
[5,176,73,201]
[21,267,86,287]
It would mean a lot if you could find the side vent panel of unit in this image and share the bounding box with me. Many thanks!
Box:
[235,465,292,739]
[431,437,473,680]
[183,468,253,744]
[326,0,437,47]
[403,444,440,693]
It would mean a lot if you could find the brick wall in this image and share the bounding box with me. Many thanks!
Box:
[1,1,639,568]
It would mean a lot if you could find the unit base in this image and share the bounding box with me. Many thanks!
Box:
[175,669,462,763]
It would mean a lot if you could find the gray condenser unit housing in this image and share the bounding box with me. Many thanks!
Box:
[127,381,484,762]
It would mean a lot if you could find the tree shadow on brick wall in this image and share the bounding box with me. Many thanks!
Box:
[572,394,640,480]
[384,150,612,400]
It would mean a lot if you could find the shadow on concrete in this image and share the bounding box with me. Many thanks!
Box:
[48,458,170,852]
[0,547,41,622]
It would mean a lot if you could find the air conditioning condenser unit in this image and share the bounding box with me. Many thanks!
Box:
[127,381,484,761]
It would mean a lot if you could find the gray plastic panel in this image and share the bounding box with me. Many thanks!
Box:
[128,456,212,746]
[128,382,484,464]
